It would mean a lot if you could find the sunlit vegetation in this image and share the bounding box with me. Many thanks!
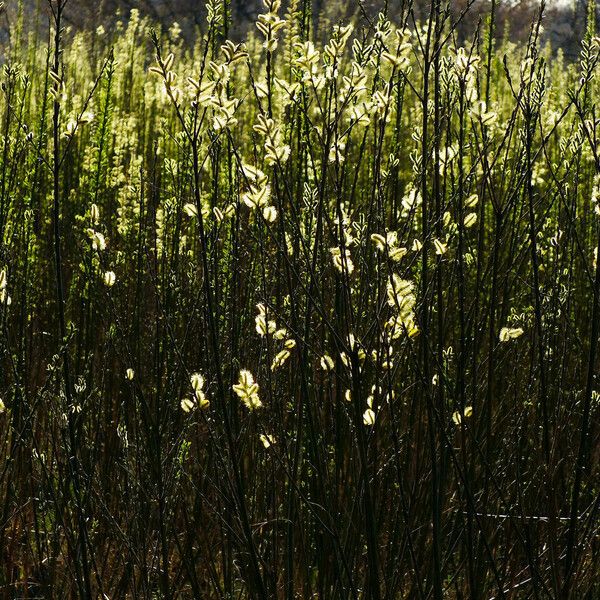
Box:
[0,0,599,597]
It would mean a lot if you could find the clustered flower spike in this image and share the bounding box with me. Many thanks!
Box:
[90,203,100,225]
[363,390,382,426]
[294,41,321,82]
[363,407,376,426]
[499,327,524,342]
[150,39,241,132]
[256,0,285,53]
[330,247,354,275]
[454,46,480,103]
[255,303,277,337]
[371,231,407,262]
[86,229,107,251]
[320,354,334,371]
[233,370,262,410]
[385,274,418,339]
[181,372,210,412]
[271,349,291,371]
[0,267,11,306]
[253,113,291,166]
[452,405,473,425]
[104,271,116,287]
[240,164,275,220]
[382,27,412,69]
[259,433,276,448]
[253,303,296,371]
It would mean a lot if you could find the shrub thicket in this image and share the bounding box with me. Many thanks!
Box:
[0,0,598,598]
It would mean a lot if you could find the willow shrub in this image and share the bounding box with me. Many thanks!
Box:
[0,0,599,598]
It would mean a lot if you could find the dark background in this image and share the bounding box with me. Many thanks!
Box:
[0,1,593,59]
